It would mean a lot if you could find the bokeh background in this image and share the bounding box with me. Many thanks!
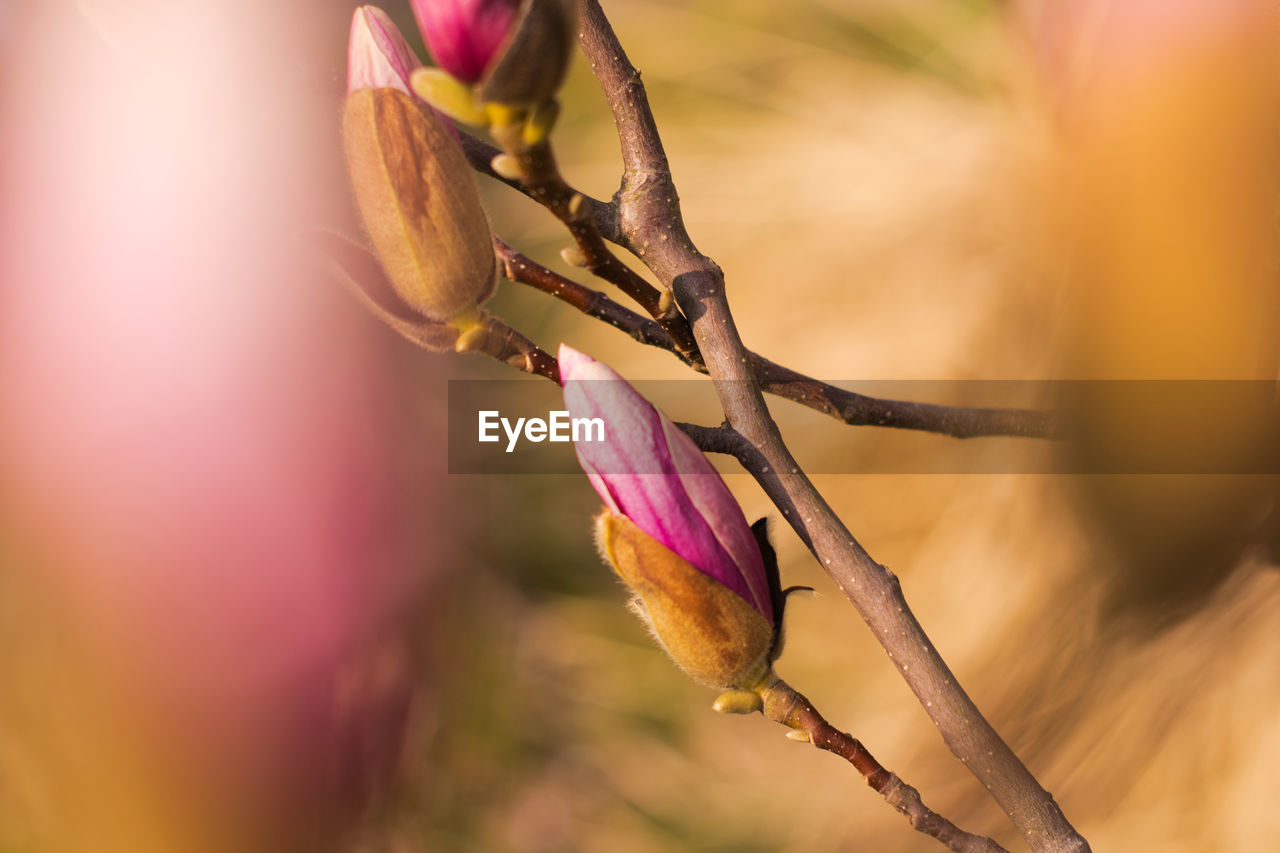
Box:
[1,1,1277,851]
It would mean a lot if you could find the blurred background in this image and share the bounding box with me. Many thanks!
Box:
[1,1,1277,851]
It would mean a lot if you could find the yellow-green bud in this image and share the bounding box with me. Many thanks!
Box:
[596,511,774,690]
[712,689,765,715]
[342,88,497,323]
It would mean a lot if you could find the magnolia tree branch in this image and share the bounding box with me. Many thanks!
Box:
[311,229,560,381]
[481,319,561,382]
[471,134,1059,438]
[481,126,702,361]
[761,677,1011,853]
[750,358,1061,439]
[461,128,620,238]
[492,230,1060,439]
[494,236,684,355]
[578,2,1089,851]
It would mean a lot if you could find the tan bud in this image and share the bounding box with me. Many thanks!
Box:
[490,153,524,181]
[596,511,774,689]
[559,246,587,267]
[342,88,497,322]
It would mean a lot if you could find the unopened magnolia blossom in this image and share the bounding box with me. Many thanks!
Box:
[410,0,578,110]
[411,0,519,84]
[560,344,779,689]
[342,6,497,326]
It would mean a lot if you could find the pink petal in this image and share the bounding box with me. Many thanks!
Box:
[411,0,518,84]
[560,344,771,620]
[659,416,773,621]
[347,6,422,95]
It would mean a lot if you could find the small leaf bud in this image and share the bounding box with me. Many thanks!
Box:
[559,246,587,268]
[453,324,490,354]
[408,67,490,126]
[490,153,525,180]
[712,689,765,715]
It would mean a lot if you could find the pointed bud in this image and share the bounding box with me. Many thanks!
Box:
[656,290,674,316]
[559,344,775,626]
[559,246,587,267]
[342,88,497,322]
[412,0,577,108]
[597,511,774,689]
[489,152,524,180]
[347,6,423,95]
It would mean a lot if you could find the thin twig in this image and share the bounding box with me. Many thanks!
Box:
[497,238,1060,439]
[761,677,1011,853]
[749,356,1061,439]
[311,229,559,381]
[481,124,703,362]
[473,143,1057,439]
[480,316,561,383]
[577,2,1089,851]
[460,131,623,241]
[494,236,682,355]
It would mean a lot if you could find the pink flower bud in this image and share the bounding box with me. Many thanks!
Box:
[410,0,519,85]
[559,344,774,625]
[347,6,423,95]
[411,0,577,107]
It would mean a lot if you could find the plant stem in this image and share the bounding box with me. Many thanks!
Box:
[577,2,1089,850]
[484,124,703,363]
[760,676,1011,853]
[494,236,1060,439]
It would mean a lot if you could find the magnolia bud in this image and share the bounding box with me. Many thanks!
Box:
[347,6,422,96]
[412,0,578,108]
[342,88,497,322]
[596,511,774,689]
[560,345,776,624]
[562,344,784,690]
[412,0,519,84]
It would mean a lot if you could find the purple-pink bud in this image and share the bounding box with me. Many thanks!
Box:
[411,0,519,85]
[347,6,425,95]
[559,344,774,624]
